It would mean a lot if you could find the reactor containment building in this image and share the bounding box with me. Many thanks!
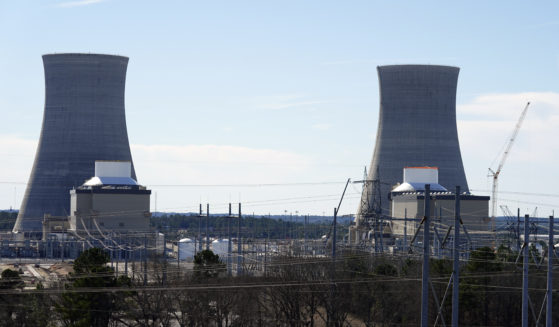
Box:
[356,65,470,226]
[14,53,136,234]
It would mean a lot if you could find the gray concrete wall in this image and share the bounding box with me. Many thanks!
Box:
[358,65,469,222]
[70,191,150,233]
[92,193,150,215]
[391,195,490,237]
[15,54,136,233]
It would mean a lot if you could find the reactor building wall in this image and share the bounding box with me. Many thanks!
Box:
[356,65,469,224]
[14,53,136,233]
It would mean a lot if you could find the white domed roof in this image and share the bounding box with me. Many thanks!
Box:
[392,182,447,193]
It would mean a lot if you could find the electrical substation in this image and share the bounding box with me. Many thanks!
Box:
[1,54,556,326]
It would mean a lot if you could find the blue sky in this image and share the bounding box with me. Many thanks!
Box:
[0,0,558,217]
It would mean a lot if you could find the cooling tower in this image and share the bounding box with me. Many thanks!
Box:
[14,53,136,233]
[357,65,469,222]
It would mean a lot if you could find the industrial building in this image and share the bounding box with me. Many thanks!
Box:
[15,53,136,235]
[389,167,490,249]
[350,167,491,248]
[353,65,491,248]
[39,161,151,243]
[68,161,151,236]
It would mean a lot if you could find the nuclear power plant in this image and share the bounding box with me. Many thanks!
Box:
[356,65,470,220]
[3,56,496,263]
[14,53,136,235]
[353,65,489,247]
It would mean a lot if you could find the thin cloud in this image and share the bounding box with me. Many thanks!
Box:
[457,92,559,212]
[0,135,36,185]
[250,95,326,111]
[131,143,311,185]
[0,137,315,210]
[56,0,107,8]
[458,92,559,163]
[458,92,559,120]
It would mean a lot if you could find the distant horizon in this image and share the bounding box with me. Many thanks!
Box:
[2,207,556,221]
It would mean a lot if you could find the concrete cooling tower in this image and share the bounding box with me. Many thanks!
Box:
[357,65,469,222]
[14,53,136,234]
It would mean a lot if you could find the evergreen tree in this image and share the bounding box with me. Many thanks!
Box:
[57,248,130,327]
[0,269,24,324]
[193,249,225,279]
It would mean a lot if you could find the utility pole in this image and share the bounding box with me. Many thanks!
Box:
[522,214,529,327]
[517,208,521,251]
[125,246,128,275]
[290,212,293,240]
[330,178,350,257]
[206,203,210,250]
[143,235,147,286]
[330,206,338,327]
[132,242,136,280]
[264,234,268,276]
[404,208,408,252]
[198,204,202,252]
[547,215,554,327]
[228,203,232,276]
[421,184,431,327]
[237,203,242,276]
[332,207,337,260]
[162,233,166,284]
[452,186,460,327]
[266,220,270,274]
[328,177,351,327]
[304,214,307,255]
[115,239,119,276]
[380,215,384,253]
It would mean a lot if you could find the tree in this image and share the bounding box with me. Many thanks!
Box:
[460,246,503,325]
[0,211,17,230]
[57,248,129,327]
[17,282,55,327]
[496,244,516,262]
[0,268,24,324]
[0,268,23,289]
[193,249,225,279]
[122,257,173,327]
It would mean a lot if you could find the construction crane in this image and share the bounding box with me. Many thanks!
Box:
[488,101,530,226]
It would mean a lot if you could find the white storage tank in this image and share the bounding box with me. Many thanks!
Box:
[211,239,229,258]
[178,238,195,261]
[156,232,165,255]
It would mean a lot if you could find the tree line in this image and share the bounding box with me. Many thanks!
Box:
[152,214,336,241]
[0,211,17,230]
[0,244,558,326]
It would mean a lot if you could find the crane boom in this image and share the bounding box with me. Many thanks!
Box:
[490,101,530,223]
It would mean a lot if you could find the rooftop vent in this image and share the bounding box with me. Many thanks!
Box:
[392,167,447,193]
[83,161,137,187]
[403,166,439,184]
[95,161,132,178]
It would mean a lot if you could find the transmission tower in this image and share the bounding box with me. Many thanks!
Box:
[356,167,385,252]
